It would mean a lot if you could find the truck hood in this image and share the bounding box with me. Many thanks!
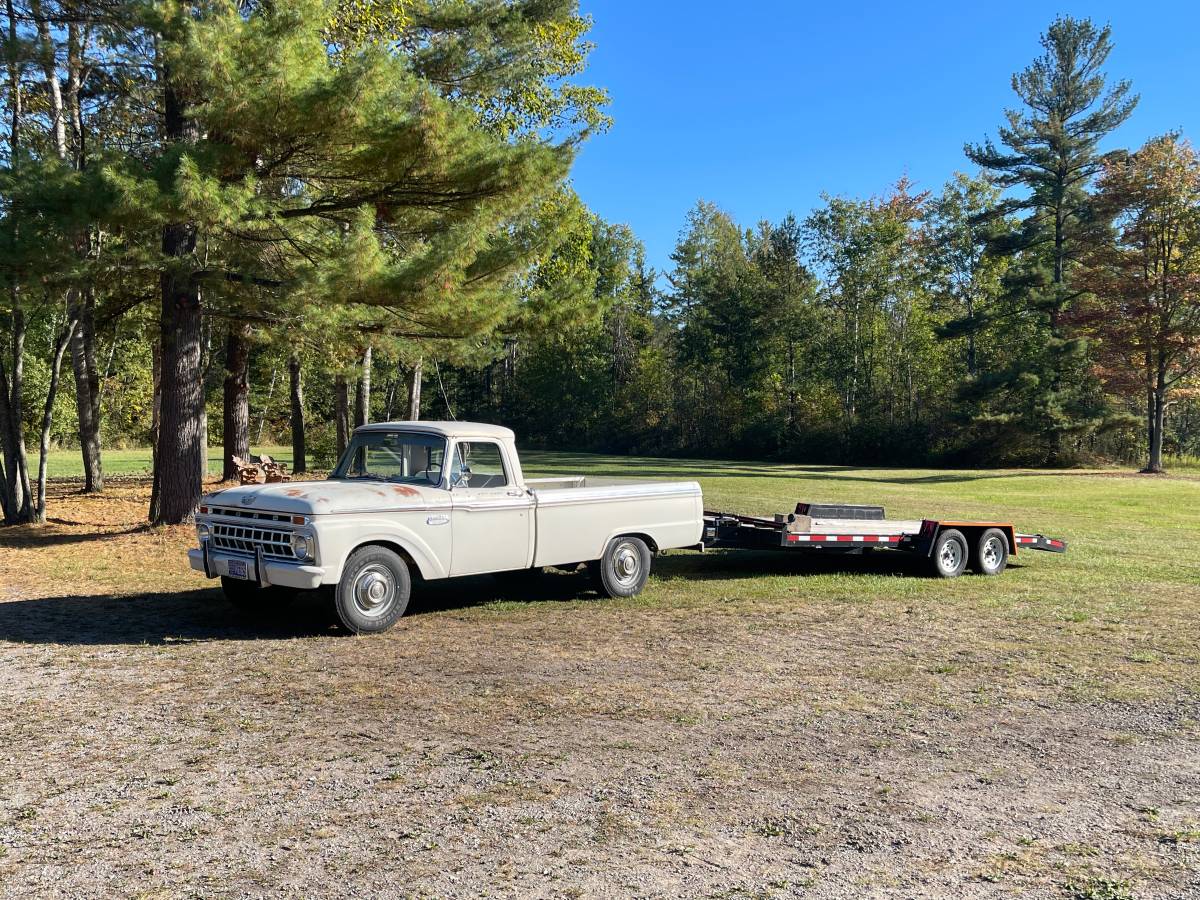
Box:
[204,479,448,516]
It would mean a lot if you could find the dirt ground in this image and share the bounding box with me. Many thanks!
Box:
[1,478,1198,899]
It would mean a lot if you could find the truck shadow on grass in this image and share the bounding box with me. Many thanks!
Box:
[0,588,343,645]
[0,553,1025,645]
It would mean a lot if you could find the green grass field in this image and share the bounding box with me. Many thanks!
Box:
[43,445,295,478]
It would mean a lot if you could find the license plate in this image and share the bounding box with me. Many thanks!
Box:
[227,558,250,580]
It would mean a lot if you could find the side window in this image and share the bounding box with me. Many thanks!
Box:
[453,441,508,488]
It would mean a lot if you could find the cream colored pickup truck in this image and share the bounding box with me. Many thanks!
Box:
[189,422,703,633]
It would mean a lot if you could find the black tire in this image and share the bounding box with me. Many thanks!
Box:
[930,529,968,579]
[220,576,295,617]
[593,536,652,598]
[334,546,412,634]
[970,528,1009,576]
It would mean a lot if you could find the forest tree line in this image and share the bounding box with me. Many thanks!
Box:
[1,6,1198,527]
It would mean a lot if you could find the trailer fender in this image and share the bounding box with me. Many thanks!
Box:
[915,521,1017,557]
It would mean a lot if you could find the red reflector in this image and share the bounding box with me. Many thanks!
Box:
[199,506,208,514]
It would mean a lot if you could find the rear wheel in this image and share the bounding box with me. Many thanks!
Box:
[334,546,412,634]
[592,536,652,598]
[930,529,968,579]
[970,528,1009,576]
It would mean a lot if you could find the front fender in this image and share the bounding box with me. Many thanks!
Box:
[312,512,450,583]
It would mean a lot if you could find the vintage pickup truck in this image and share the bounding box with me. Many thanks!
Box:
[189,422,705,633]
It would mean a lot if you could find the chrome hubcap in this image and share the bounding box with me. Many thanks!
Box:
[982,537,1003,570]
[939,540,962,572]
[353,565,394,617]
[611,542,641,587]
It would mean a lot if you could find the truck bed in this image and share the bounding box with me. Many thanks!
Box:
[525,476,704,568]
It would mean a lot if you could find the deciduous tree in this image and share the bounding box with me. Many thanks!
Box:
[1077,135,1200,472]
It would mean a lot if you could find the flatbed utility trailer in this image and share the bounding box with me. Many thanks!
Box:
[702,502,1066,578]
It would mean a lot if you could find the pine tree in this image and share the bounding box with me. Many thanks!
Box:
[117,0,587,522]
[966,15,1137,462]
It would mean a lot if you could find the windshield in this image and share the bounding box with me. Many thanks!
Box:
[330,431,447,485]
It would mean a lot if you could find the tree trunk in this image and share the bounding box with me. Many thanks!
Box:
[35,316,78,523]
[151,70,204,525]
[69,286,103,492]
[355,346,372,427]
[334,374,349,458]
[222,323,251,481]
[148,337,161,521]
[383,377,397,420]
[289,353,305,474]
[1145,388,1166,474]
[409,357,423,420]
[0,0,30,523]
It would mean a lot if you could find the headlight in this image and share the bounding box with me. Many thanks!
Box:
[290,533,312,561]
[196,522,211,542]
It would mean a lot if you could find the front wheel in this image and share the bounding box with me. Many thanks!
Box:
[930,529,968,579]
[334,546,412,634]
[591,536,652,598]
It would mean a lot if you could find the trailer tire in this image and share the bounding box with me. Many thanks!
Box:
[593,536,652,598]
[970,528,1008,576]
[334,546,412,634]
[930,529,968,578]
[221,577,294,616]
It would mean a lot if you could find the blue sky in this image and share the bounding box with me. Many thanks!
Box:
[570,1,1200,275]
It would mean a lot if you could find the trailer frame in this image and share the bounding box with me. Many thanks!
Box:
[701,502,1066,578]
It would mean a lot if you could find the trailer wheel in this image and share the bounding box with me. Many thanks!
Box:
[593,536,652,598]
[930,529,968,578]
[970,528,1009,576]
[221,577,294,616]
[334,546,412,634]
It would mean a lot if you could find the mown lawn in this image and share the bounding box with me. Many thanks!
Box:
[42,444,294,478]
[2,452,1198,897]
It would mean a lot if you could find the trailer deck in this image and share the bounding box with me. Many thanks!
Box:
[701,501,1066,577]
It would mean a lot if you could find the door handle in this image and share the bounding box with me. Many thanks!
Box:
[506,489,524,497]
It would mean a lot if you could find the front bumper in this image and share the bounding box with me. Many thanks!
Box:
[188,547,325,590]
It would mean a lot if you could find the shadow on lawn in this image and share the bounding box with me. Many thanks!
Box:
[0,550,1003,646]
[0,525,149,549]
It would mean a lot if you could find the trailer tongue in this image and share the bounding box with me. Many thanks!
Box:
[702,502,1066,578]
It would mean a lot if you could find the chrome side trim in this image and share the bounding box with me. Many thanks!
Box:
[532,483,702,508]
[452,500,535,512]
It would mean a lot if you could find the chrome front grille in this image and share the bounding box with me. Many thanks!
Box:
[209,506,292,523]
[211,522,294,560]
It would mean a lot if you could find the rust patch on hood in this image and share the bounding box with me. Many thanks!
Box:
[392,485,420,497]
[284,488,307,498]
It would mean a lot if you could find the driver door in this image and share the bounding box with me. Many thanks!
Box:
[448,441,533,576]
